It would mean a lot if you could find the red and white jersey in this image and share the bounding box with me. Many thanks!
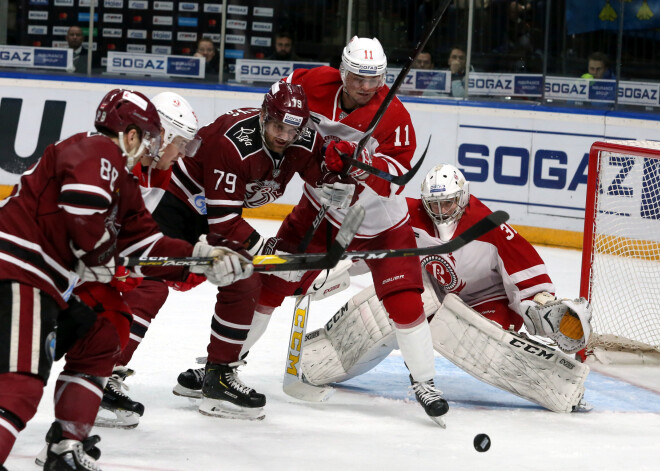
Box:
[132,163,172,212]
[286,66,416,238]
[0,132,193,308]
[407,196,555,316]
[167,107,324,246]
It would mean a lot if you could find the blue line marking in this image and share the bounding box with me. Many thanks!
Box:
[480,197,585,211]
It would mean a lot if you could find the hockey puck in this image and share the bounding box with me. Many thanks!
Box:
[473,433,491,452]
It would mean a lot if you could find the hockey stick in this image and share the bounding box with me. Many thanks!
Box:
[282,293,335,401]
[298,1,450,250]
[120,205,365,272]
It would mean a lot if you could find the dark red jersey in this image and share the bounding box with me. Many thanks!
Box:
[167,108,324,247]
[0,132,194,308]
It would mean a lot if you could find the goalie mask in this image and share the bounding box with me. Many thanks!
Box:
[340,36,387,90]
[421,164,470,225]
[95,89,162,168]
[151,92,201,162]
[260,81,309,153]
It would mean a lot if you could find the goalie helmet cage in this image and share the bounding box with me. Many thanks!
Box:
[580,140,660,362]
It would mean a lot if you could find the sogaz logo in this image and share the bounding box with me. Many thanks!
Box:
[127,44,147,53]
[127,29,147,39]
[225,34,245,44]
[53,26,69,36]
[154,1,174,10]
[28,11,49,20]
[111,56,166,71]
[153,16,173,26]
[179,2,199,11]
[252,22,272,32]
[0,49,32,63]
[104,0,124,7]
[227,5,248,15]
[28,25,48,35]
[153,30,173,41]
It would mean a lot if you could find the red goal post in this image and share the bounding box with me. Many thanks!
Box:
[580,140,660,362]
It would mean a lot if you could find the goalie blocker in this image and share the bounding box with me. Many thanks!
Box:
[301,279,590,413]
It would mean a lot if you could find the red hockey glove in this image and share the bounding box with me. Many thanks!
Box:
[324,140,371,180]
[165,272,207,292]
[109,266,143,293]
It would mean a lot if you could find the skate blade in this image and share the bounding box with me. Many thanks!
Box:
[429,415,447,428]
[172,384,203,399]
[94,407,140,429]
[572,399,593,413]
[198,398,265,421]
[35,444,47,466]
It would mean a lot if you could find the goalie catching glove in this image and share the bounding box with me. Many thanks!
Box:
[520,292,593,354]
[190,234,254,286]
[324,140,371,180]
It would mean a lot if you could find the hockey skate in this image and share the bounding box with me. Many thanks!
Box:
[198,361,266,420]
[41,421,102,471]
[410,376,449,428]
[94,366,144,429]
[572,396,593,413]
[173,367,205,399]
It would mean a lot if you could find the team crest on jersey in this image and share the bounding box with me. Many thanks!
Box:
[289,127,315,152]
[421,253,465,293]
[245,180,282,208]
[226,115,261,160]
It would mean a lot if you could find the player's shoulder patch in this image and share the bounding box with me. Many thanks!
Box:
[225,114,262,160]
[289,127,317,153]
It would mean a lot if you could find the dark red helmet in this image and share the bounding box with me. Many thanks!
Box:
[262,81,309,130]
[94,89,162,160]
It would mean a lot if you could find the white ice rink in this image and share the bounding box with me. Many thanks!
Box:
[5,218,660,471]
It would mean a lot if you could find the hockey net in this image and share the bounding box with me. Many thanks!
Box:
[580,140,660,364]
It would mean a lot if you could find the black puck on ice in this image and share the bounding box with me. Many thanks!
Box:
[473,433,491,452]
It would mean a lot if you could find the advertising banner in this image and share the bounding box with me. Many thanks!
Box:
[0,45,72,71]
[386,68,451,94]
[468,73,544,97]
[106,51,205,78]
[235,59,328,83]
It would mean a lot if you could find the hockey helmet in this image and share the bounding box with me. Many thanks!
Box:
[95,89,162,165]
[421,164,470,224]
[151,91,201,158]
[261,81,309,145]
[340,36,387,88]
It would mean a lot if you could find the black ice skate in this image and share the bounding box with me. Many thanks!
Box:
[410,375,449,428]
[198,361,266,420]
[42,421,102,471]
[94,366,144,429]
[172,367,205,399]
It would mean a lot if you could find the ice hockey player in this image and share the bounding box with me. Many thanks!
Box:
[92,91,206,430]
[175,37,450,426]
[116,81,335,421]
[299,164,594,413]
[0,89,252,471]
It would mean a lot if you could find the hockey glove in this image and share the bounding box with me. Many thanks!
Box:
[319,172,358,209]
[164,272,207,292]
[191,234,254,287]
[55,295,98,360]
[324,140,371,180]
[109,266,143,293]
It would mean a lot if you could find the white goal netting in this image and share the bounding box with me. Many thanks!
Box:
[585,140,660,359]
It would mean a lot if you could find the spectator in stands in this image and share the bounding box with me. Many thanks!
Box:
[194,38,220,77]
[448,46,468,97]
[412,50,434,70]
[582,52,615,80]
[66,26,87,74]
[267,31,303,61]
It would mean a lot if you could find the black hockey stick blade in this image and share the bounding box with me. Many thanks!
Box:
[280,210,509,265]
[252,204,365,272]
[343,135,431,185]
[122,205,365,272]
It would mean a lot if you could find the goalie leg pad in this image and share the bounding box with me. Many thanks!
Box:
[430,294,589,413]
[301,285,397,386]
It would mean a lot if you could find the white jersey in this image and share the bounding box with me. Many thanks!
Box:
[407,196,555,316]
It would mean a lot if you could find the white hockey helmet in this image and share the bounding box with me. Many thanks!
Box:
[340,36,387,87]
[421,164,470,224]
[151,91,201,158]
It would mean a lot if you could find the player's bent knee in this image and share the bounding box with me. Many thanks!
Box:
[382,290,425,327]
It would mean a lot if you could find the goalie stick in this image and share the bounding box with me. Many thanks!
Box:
[298,0,451,250]
[120,205,365,272]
